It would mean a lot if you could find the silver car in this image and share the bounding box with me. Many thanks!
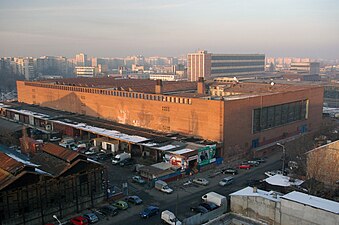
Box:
[193,178,209,186]
[219,176,234,186]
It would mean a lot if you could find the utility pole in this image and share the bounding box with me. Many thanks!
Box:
[175,192,178,225]
[277,143,286,174]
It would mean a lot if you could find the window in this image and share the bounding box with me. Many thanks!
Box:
[162,106,170,112]
[252,100,308,133]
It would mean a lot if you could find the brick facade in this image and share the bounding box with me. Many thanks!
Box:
[17,80,323,158]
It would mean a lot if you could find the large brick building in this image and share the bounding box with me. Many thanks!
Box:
[16,78,323,158]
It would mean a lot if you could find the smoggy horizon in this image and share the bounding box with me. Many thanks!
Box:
[1,0,338,59]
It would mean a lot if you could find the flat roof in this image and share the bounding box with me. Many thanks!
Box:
[1,102,167,139]
[155,144,182,151]
[170,148,195,155]
[264,174,304,187]
[22,77,321,100]
[54,120,149,144]
[230,186,282,202]
[281,191,339,214]
[209,82,319,94]
[37,77,197,94]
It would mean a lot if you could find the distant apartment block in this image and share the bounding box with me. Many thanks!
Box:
[75,53,87,66]
[36,56,69,76]
[75,66,95,77]
[15,57,35,80]
[132,64,145,72]
[188,50,265,81]
[290,62,320,75]
[149,74,178,81]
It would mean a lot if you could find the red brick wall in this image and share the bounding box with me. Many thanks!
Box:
[17,81,323,158]
[222,86,323,157]
[17,81,224,142]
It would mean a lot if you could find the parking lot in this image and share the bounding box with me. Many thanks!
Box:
[50,140,281,225]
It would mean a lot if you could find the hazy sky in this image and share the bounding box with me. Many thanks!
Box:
[0,0,338,59]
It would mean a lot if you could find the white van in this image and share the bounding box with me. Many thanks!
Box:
[201,192,227,207]
[161,210,182,225]
[112,152,131,165]
[155,180,173,194]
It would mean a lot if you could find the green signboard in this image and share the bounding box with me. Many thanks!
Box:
[198,145,216,166]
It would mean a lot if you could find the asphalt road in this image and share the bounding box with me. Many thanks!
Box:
[105,156,282,225]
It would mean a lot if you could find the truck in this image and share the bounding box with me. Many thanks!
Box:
[201,192,226,207]
[112,152,131,165]
[155,180,173,194]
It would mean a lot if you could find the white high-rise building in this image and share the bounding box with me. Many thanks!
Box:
[75,53,87,66]
[15,57,35,80]
[187,50,265,81]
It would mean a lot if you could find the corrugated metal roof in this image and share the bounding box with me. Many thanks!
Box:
[41,143,79,163]
[0,170,13,189]
[0,152,25,174]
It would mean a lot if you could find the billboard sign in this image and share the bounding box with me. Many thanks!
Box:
[198,145,216,166]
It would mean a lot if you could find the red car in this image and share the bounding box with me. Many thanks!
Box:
[70,216,88,225]
[239,164,251,170]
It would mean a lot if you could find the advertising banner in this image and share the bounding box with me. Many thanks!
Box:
[198,145,216,166]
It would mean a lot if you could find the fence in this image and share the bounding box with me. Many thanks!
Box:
[183,204,227,225]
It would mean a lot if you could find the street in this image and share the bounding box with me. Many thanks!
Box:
[98,154,282,225]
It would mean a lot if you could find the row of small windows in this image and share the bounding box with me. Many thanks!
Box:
[26,83,192,105]
[211,55,265,61]
[324,90,339,99]
[211,61,265,67]
[211,67,264,74]
[252,100,308,133]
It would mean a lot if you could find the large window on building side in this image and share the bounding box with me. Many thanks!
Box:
[253,100,308,133]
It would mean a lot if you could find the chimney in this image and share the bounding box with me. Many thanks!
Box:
[253,187,258,193]
[155,80,163,94]
[197,77,205,94]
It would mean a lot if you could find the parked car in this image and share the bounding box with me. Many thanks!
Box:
[247,160,260,167]
[219,176,234,186]
[111,200,129,210]
[190,205,209,214]
[70,216,88,225]
[221,168,238,175]
[49,136,61,142]
[83,213,99,224]
[98,205,118,216]
[139,206,159,218]
[125,195,143,205]
[112,201,128,210]
[120,158,134,166]
[239,164,251,170]
[92,152,112,161]
[193,178,209,186]
[199,202,218,211]
[84,149,96,155]
[253,158,266,163]
[132,175,146,184]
